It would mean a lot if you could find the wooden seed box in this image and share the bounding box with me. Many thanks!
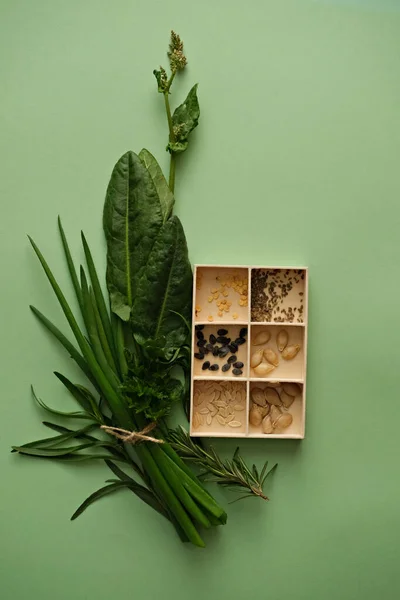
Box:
[190,265,309,439]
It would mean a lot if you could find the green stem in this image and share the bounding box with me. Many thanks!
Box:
[163,82,177,194]
[164,92,175,141]
[169,154,176,193]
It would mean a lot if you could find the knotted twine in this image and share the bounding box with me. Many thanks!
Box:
[101,422,164,445]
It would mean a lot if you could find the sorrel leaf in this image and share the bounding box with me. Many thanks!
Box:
[139,148,175,223]
[103,151,163,321]
[168,84,200,154]
[131,216,192,354]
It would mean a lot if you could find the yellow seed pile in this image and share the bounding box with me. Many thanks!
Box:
[208,274,248,319]
[195,270,248,320]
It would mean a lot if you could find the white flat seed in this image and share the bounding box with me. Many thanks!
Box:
[217,415,226,426]
[219,407,228,418]
[207,403,215,412]
[193,413,201,429]
[206,413,212,426]
[234,404,244,411]
[225,414,235,423]
[228,420,242,428]
[215,400,226,408]
[210,408,218,417]
[199,408,209,415]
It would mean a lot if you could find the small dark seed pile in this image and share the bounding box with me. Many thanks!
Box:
[194,326,247,376]
[251,269,305,323]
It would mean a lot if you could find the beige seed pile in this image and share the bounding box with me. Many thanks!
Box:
[192,381,246,429]
[251,328,301,377]
[249,382,301,434]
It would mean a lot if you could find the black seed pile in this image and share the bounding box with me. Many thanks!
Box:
[194,326,247,376]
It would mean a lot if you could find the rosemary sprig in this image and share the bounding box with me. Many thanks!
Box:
[168,427,277,502]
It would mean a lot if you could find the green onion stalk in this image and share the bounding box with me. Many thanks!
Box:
[27,226,226,547]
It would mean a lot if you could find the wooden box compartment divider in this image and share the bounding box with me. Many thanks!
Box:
[190,265,308,439]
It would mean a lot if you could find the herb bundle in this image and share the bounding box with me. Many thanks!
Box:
[13,32,276,548]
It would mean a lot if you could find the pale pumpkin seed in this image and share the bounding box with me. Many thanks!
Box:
[250,350,263,368]
[276,329,289,352]
[253,362,275,377]
[261,415,274,434]
[251,387,267,406]
[253,330,271,345]
[274,412,293,430]
[264,387,281,406]
[281,390,295,408]
[263,348,279,367]
[282,382,302,397]
[249,406,263,426]
[282,344,301,360]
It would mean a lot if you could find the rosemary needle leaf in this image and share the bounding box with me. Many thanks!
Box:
[262,463,278,486]
[259,460,269,483]
[168,427,277,501]
[228,493,257,504]
[252,464,259,481]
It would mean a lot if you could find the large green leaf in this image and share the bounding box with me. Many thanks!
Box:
[168,84,200,154]
[131,216,192,354]
[103,151,163,321]
[139,149,174,223]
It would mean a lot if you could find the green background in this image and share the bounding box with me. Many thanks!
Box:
[1,0,400,598]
